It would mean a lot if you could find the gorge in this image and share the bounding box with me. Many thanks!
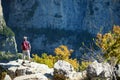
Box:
[1,0,120,57]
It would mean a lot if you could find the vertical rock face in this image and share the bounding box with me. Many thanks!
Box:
[0,0,17,53]
[1,0,120,55]
[0,0,2,16]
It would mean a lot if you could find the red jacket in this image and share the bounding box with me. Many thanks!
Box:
[21,41,31,50]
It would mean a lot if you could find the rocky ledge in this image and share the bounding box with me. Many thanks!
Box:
[0,59,120,80]
[0,59,53,80]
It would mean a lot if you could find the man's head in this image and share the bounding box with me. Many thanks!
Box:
[23,36,27,41]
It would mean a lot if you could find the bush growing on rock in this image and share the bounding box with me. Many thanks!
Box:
[0,52,23,62]
[79,61,92,71]
[33,45,79,70]
[96,25,120,65]
[0,23,15,37]
[32,53,56,68]
[54,45,79,70]
[54,45,73,60]
[0,66,7,80]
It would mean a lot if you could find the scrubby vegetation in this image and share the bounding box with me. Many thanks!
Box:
[0,17,14,37]
[1,24,120,80]
[0,66,7,80]
[0,20,15,37]
[79,61,92,71]
[33,45,79,70]
[0,51,22,62]
[32,53,56,68]
[78,26,120,72]
[96,25,120,65]
[54,45,79,70]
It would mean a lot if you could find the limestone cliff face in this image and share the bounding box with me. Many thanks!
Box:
[1,0,120,55]
[0,0,17,53]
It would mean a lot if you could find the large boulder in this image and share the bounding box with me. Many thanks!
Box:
[54,60,74,80]
[87,61,113,80]
[54,60,74,79]
[54,60,87,80]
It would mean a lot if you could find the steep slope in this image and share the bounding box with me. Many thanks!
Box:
[1,0,120,56]
[0,0,17,53]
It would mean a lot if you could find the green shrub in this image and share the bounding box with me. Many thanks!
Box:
[0,52,22,61]
[32,53,56,68]
[0,66,7,80]
[33,45,79,71]
[79,61,92,71]
[0,72,7,80]
[0,24,15,37]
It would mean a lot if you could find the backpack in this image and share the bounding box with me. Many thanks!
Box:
[22,41,30,50]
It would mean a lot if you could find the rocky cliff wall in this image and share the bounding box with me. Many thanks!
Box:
[1,0,120,56]
[0,0,17,53]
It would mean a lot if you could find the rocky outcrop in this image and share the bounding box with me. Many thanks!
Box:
[54,60,74,80]
[0,36,17,53]
[54,60,87,80]
[0,0,17,53]
[87,61,113,80]
[4,74,11,80]
[1,0,120,55]
[0,59,53,80]
[0,59,119,80]
[0,59,87,80]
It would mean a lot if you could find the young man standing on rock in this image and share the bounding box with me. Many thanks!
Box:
[21,36,31,64]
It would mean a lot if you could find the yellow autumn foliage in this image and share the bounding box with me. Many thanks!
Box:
[33,45,79,71]
[54,45,79,70]
[79,61,92,71]
[32,53,56,68]
[96,25,120,64]
[54,45,73,59]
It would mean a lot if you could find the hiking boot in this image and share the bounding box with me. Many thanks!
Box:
[21,61,25,65]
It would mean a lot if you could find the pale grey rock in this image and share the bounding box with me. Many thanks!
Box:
[68,70,87,80]
[87,60,112,80]
[0,62,19,79]
[54,60,88,80]
[54,60,74,74]
[54,60,74,79]
[8,66,18,79]
[0,59,53,80]
[4,74,12,80]
[15,66,27,77]
[14,73,48,80]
